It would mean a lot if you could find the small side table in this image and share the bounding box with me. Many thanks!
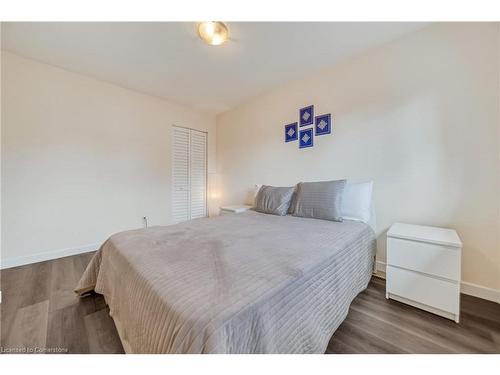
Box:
[386,222,462,322]
[219,205,253,215]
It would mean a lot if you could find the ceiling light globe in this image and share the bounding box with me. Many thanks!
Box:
[198,22,228,46]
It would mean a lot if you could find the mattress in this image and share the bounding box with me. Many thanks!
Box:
[75,210,376,353]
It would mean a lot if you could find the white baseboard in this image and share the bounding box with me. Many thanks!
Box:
[461,281,500,304]
[374,260,500,304]
[0,242,101,270]
[375,260,387,275]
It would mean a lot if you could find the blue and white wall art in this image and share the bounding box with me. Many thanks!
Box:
[299,105,314,126]
[299,128,314,149]
[284,122,298,142]
[284,105,332,149]
[315,113,331,135]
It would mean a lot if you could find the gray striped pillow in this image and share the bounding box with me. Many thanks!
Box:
[255,185,295,216]
[292,180,346,222]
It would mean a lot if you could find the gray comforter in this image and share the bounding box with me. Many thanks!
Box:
[75,210,376,353]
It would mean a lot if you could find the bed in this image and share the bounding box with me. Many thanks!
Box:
[75,210,376,353]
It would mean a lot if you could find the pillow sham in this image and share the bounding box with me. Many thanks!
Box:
[341,181,373,223]
[292,179,346,222]
[287,184,299,214]
[254,185,294,216]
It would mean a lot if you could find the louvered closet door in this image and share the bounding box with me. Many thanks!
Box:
[172,126,190,223]
[172,126,207,223]
[189,130,207,219]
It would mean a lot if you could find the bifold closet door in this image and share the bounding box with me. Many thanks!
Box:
[189,129,207,219]
[172,126,207,223]
[172,126,190,223]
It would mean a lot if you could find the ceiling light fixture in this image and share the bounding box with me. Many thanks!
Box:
[197,21,229,46]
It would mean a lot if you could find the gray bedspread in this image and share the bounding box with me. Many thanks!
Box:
[75,210,376,353]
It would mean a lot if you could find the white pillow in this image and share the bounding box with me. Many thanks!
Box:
[341,181,373,223]
[253,184,262,205]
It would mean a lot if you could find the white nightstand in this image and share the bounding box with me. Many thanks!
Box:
[386,223,462,323]
[220,205,253,215]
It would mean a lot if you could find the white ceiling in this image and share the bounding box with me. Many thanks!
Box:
[1,22,428,114]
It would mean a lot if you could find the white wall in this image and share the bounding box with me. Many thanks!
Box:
[217,23,500,292]
[1,51,216,267]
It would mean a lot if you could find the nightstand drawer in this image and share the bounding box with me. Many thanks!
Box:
[387,266,459,314]
[387,237,460,281]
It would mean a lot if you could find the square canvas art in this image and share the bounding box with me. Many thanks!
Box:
[285,122,298,142]
[299,105,314,126]
[315,113,331,135]
[299,128,314,148]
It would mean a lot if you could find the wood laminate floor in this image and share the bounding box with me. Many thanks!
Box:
[1,252,499,354]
